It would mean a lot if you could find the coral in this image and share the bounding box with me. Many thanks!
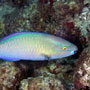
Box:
[0,62,30,90]
[74,45,90,89]
[3,1,40,34]
[0,0,90,90]
[39,0,54,8]
[74,6,90,45]
[0,20,5,35]
[0,0,89,48]
[0,4,15,35]
[62,21,80,41]
[0,4,15,18]
[6,0,32,7]
[47,60,77,90]
[12,0,28,7]
[19,75,65,90]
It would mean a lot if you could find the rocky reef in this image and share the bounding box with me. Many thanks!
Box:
[0,0,90,90]
[0,61,30,90]
[19,74,65,90]
[74,45,90,90]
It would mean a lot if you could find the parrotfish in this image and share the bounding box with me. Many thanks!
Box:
[0,32,78,61]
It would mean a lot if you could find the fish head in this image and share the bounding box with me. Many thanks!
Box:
[59,42,78,57]
[50,38,78,59]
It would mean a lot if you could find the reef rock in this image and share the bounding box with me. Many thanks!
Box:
[19,75,65,90]
[74,46,90,90]
[0,61,29,90]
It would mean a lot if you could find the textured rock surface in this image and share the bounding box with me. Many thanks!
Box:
[0,62,29,90]
[19,75,65,90]
[0,0,90,90]
[47,60,77,90]
[74,46,90,90]
[32,59,77,90]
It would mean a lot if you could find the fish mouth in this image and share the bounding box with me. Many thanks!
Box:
[70,47,78,55]
[70,50,77,55]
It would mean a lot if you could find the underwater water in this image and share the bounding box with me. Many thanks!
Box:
[0,0,90,90]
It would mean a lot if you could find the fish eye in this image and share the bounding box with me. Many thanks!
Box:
[62,47,67,50]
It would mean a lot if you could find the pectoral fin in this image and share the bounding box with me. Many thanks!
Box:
[42,54,51,60]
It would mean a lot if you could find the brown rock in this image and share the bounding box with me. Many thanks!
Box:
[74,46,90,90]
[19,75,65,90]
[0,62,29,90]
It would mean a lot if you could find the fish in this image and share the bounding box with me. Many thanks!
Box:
[0,32,78,61]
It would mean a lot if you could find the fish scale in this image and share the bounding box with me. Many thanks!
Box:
[0,32,78,61]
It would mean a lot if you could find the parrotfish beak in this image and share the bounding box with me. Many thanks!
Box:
[70,46,78,55]
[71,50,77,55]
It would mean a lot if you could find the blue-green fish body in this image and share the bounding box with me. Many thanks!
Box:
[0,32,78,61]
